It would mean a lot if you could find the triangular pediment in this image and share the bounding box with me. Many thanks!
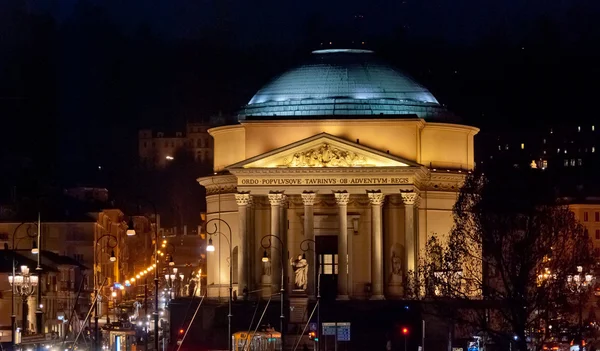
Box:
[227,133,420,169]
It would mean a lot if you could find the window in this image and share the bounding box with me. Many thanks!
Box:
[564,159,569,167]
[557,148,561,153]
[595,212,599,222]
[143,142,147,148]
[584,212,589,221]
[197,139,202,147]
[596,229,600,240]
[578,159,583,166]
[542,160,548,169]
[521,143,525,149]
[505,144,509,150]
[320,254,338,274]
[570,159,576,167]
[578,126,581,132]
[593,147,596,153]
[498,145,501,151]
[0,233,8,241]
[593,125,596,131]
[543,139,547,144]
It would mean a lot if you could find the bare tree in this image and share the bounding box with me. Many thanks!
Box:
[413,167,595,351]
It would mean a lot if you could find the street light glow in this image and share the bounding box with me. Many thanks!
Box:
[206,238,215,252]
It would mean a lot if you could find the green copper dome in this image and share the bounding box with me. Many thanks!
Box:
[239,49,449,120]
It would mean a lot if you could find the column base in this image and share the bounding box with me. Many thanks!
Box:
[370,295,385,300]
[336,295,350,301]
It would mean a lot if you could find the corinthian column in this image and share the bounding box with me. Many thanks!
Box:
[401,192,419,275]
[268,192,286,294]
[301,191,317,299]
[235,192,251,295]
[367,190,385,300]
[334,191,350,300]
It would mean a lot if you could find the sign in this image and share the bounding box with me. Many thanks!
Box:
[321,322,351,341]
[336,323,351,342]
[322,323,336,336]
[309,323,317,332]
[238,176,410,187]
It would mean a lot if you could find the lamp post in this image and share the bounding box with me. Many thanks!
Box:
[261,235,286,351]
[9,265,39,336]
[11,220,40,346]
[205,218,233,351]
[128,200,159,351]
[93,234,117,351]
[300,239,319,351]
[566,265,595,351]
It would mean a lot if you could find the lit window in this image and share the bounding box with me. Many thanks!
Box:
[543,150,546,155]
[564,159,569,167]
[543,139,546,144]
[593,147,596,153]
[570,159,576,166]
[557,148,560,153]
[593,125,596,131]
[505,144,509,150]
[542,160,548,169]
[578,126,581,132]
[550,128,553,134]
[498,145,501,151]
[584,212,589,222]
[521,143,525,149]
[564,149,567,154]
[578,159,583,166]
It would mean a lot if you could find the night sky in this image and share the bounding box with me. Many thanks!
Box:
[2,0,600,197]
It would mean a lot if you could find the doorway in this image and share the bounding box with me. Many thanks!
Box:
[316,235,338,300]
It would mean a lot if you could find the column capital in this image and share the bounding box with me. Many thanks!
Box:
[334,191,350,206]
[367,190,385,206]
[301,192,317,206]
[235,192,251,206]
[400,191,420,207]
[268,192,286,206]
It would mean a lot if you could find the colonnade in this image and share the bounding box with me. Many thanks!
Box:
[232,190,420,299]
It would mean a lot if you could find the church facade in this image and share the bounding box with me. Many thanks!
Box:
[197,49,479,302]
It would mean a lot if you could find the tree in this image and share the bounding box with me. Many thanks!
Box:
[415,166,596,351]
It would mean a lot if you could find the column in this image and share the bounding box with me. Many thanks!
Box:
[235,193,251,296]
[367,191,385,300]
[301,192,317,299]
[247,196,255,295]
[401,192,419,274]
[268,192,286,294]
[334,191,350,300]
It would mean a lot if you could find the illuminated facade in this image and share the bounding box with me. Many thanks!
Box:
[139,122,214,168]
[197,49,479,301]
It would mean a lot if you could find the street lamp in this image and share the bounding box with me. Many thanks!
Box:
[128,200,159,351]
[261,235,286,351]
[126,218,136,236]
[300,239,319,351]
[566,265,595,351]
[11,220,40,346]
[93,234,118,351]
[205,218,233,351]
[9,265,39,335]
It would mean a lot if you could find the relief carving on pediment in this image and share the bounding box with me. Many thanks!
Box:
[281,143,368,167]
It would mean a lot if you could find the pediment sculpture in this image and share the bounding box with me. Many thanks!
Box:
[282,143,367,167]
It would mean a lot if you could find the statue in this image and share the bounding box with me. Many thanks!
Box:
[389,251,403,284]
[290,254,308,290]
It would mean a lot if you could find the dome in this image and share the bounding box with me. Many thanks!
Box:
[239,49,450,120]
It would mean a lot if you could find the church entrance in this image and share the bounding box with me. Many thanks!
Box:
[316,235,338,300]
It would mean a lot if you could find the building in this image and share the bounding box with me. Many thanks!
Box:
[138,122,215,168]
[193,49,478,350]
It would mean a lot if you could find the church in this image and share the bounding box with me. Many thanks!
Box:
[197,48,478,304]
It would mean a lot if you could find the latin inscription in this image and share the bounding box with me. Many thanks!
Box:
[240,177,409,186]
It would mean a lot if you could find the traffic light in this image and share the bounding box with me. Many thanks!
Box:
[308,332,316,340]
[402,327,409,335]
[179,329,185,335]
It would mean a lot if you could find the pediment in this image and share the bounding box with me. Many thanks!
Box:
[227,133,420,169]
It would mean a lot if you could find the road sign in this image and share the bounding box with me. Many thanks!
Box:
[309,322,317,332]
[322,323,336,336]
[336,322,351,341]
